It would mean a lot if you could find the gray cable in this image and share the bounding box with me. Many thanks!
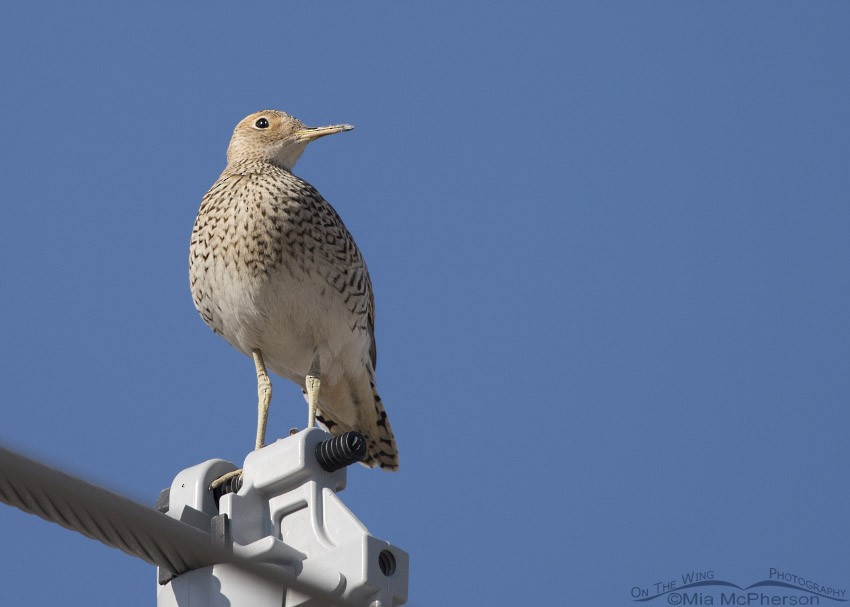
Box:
[0,446,353,606]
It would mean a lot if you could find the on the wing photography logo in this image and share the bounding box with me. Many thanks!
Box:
[631,569,846,605]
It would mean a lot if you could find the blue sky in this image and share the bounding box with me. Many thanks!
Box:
[1,3,849,605]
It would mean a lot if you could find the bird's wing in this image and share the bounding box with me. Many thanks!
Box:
[366,272,377,370]
[300,183,378,370]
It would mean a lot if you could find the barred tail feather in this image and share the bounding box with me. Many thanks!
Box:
[312,370,398,471]
[361,383,399,470]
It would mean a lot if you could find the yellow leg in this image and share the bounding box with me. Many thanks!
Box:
[253,349,272,450]
[306,374,320,428]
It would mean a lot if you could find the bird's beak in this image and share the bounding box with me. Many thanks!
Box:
[294,124,354,143]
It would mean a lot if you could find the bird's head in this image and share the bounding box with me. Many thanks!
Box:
[226,110,353,171]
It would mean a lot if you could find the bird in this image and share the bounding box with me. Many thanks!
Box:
[189,109,398,472]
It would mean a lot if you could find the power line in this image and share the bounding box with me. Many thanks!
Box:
[0,444,375,606]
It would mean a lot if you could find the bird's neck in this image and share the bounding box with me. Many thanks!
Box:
[223,158,293,177]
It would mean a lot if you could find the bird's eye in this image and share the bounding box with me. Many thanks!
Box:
[255,118,269,129]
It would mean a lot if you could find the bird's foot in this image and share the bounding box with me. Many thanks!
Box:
[210,468,242,491]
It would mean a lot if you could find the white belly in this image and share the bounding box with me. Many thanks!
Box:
[203,265,368,387]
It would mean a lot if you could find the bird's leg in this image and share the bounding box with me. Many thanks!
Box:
[209,350,270,491]
[253,349,272,450]
[306,376,320,428]
[306,356,321,428]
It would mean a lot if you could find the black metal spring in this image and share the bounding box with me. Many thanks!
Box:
[211,474,243,508]
[315,431,367,472]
